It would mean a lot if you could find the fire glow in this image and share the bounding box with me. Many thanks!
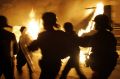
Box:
[12,2,104,64]
[78,2,104,64]
[78,2,104,36]
[27,9,42,40]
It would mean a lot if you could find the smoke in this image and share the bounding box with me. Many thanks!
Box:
[0,0,97,30]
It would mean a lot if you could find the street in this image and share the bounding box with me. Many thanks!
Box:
[1,50,120,79]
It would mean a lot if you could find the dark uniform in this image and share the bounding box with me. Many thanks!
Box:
[60,22,87,79]
[28,12,73,79]
[16,27,32,73]
[79,14,118,79]
[0,28,18,79]
[80,30,118,79]
[28,30,71,79]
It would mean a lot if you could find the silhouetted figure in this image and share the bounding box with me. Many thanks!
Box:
[0,15,18,79]
[16,26,33,79]
[60,22,87,79]
[79,14,118,79]
[28,12,72,79]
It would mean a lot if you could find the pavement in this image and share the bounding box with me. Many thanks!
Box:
[1,49,120,79]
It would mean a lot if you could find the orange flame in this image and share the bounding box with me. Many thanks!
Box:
[79,2,104,64]
[27,9,43,40]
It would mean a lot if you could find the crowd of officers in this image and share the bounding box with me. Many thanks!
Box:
[0,12,119,79]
